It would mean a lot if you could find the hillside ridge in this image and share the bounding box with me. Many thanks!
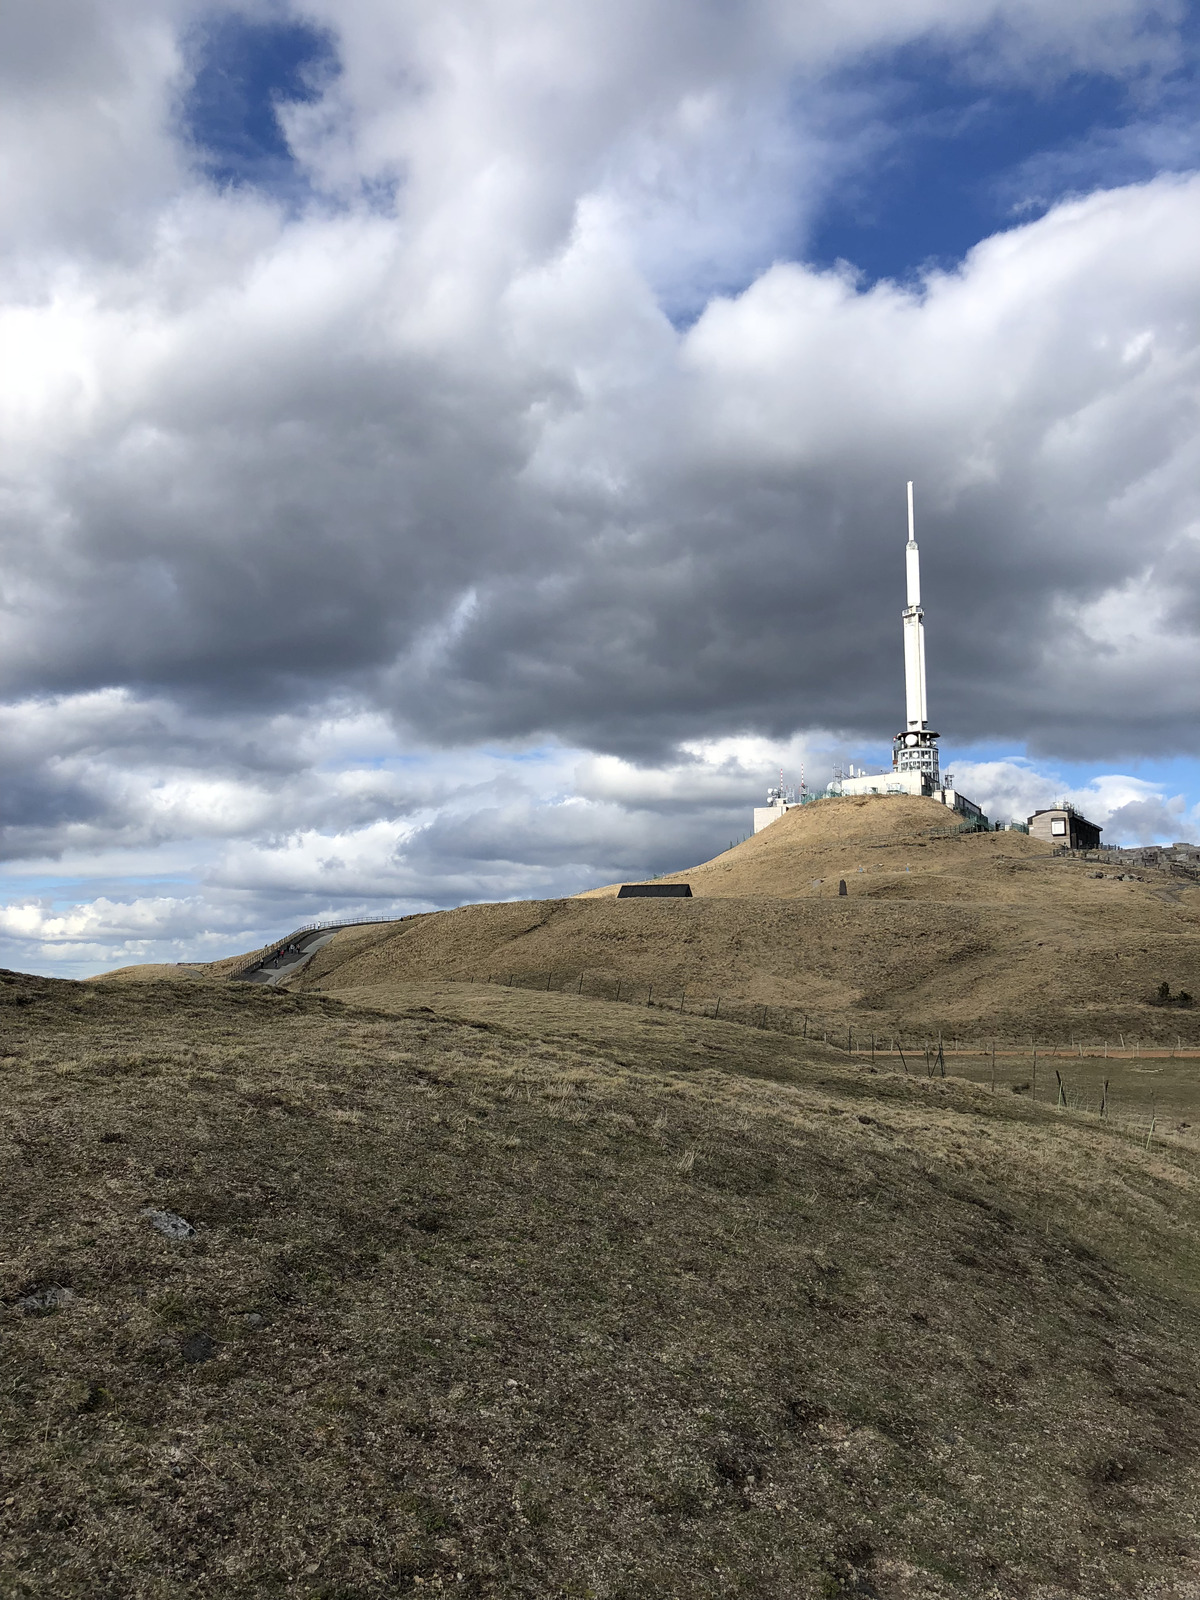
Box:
[102,794,1200,1041]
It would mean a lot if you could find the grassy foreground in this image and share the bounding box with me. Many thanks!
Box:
[5,969,1200,1598]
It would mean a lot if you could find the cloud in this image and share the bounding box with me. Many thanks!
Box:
[0,721,828,973]
[953,757,1196,843]
[0,0,1198,974]
[0,0,188,259]
[4,162,1199,760]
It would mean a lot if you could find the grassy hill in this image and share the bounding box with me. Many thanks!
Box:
[6,967,1200,1597]
[125,793,1200,1046]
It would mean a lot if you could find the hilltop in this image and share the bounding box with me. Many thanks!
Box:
[110,794,1200,1044]
[5,967,1200,1596]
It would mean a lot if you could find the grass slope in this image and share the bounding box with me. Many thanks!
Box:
[229,795,1200,1046]
[5,968,1200,1597]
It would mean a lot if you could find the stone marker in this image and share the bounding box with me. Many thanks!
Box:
[142,1208,196,1239]
[18,1285,75,1315]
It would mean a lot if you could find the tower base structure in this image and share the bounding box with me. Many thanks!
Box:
[892,727,940,786]
[837,729,986,823]
[838,766,970,806]
[838,764,985,825]
[752,762,987,833]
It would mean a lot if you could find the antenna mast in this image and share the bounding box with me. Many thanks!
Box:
[893,481,940,789]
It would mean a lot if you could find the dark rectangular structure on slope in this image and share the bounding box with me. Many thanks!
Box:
[617,883,692,898]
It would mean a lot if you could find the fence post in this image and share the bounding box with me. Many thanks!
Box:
[578,971,584,995]
[647,985,653,1007]
[714,996,721,1018]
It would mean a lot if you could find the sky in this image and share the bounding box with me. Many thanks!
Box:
[1,0,1199,977]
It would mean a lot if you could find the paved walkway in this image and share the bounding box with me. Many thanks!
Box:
[238,928,341,986]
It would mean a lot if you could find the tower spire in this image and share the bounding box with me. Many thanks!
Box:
[902,480,927,731]
[893,481,940,789]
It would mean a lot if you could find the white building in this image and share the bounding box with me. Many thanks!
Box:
[753,777,800,835]
[837,764,984,823]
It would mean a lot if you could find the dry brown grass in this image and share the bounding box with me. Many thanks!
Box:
[239,794,1199,1048]
[104,794,1200,1049]
[578,792,1057,901]
[6,966,1200,1596]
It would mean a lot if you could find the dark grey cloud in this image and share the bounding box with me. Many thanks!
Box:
[5,174,1198,763]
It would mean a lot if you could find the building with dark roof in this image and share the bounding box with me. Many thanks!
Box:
[1027,804,1102,851]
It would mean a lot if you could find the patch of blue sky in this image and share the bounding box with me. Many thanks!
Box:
[0,873,200,901]
[181,13,337,197]
[958,743,1200,790]
[1019,750,1200,808]
[804,31,1200,286]
[955,744,1200,833]
[477,744,570,766]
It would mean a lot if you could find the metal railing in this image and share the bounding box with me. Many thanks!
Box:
[927,817,991,838]
[228,914,417,978]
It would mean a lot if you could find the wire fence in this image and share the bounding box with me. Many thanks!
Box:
[477,969,1200,1149]
[480,969,1200,1054]
[223,931,1198,1151]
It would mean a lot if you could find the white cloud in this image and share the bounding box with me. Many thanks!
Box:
[0,0,188,260]
[952,756,1198,843]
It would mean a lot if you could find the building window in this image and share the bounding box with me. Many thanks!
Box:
[1051,818,1067,836]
